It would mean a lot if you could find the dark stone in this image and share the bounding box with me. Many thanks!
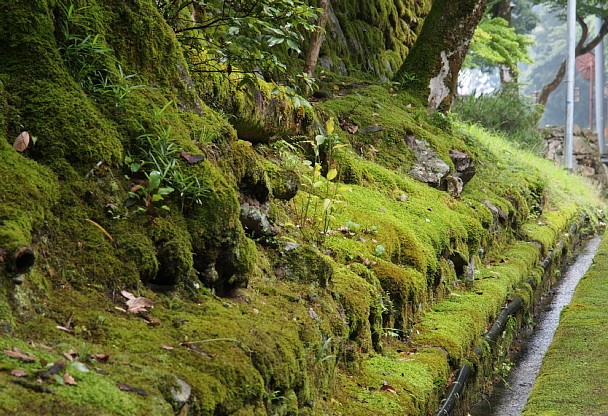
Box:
[405,133,450,188]
[481,199,507,223]
[360,125,384,134]
[449,149,476,185]
[239,202,277,240]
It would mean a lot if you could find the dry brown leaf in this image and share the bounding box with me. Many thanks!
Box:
[11,369,27,377]
[13,131,30,152]
[121,290,136,300]
[90,353,109,363]
[180,151,204,164]
[63,372,77,386]
[144,316,161,326]
[4,348,35,363]
[126,297,154,313]
[380,381,397,395]
[63,349,78,362]
[56,325,75,335]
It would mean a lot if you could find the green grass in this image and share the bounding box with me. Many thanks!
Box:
[523,233,608,416]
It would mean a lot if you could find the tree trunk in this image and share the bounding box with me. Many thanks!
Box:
[395,0,487,113]
[538,16,608,107]
[303,0,331,78]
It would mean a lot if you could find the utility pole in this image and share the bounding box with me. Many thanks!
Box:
[595,16,605,155]
[565,0,576,170]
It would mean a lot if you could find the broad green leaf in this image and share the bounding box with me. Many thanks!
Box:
[313,180,324,188]
[315,134,325,146]
[152,194,164,202]
[323,198,331,212]
[148,170,161,190]
[286,38,300,52]
[326,117,335,135]
[157,187,174,196]
[326,168,338,181]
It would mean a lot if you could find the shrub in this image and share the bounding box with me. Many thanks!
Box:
[453,84,545,152]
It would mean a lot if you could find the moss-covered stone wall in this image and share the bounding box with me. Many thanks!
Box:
[317,0,432,79]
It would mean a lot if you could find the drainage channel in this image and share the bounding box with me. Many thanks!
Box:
[469,235,602,416]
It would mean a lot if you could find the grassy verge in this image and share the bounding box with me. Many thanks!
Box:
[523,232,608,416]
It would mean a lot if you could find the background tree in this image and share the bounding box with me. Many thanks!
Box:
[395,0,488,112]
[533,1,608,106]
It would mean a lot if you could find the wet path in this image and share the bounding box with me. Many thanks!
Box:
[470,235,602,416]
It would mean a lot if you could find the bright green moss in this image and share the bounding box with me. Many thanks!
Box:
[523,234,608,416]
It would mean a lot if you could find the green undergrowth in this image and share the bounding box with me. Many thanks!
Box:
[523,234,608,416]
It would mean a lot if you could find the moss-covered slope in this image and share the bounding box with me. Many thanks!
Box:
[0,1,605,416]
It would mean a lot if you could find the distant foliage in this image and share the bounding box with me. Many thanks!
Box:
[453,85,545,151]
[465,17,534,75]
[154,0,319,91]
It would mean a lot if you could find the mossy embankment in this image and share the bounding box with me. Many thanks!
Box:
[522,234,608,416]
[0,1,606,415]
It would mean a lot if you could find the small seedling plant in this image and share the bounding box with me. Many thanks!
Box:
[126,169,174,216]
[295,117,348,245]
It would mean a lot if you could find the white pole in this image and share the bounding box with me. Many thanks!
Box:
[595,16,605,155]
[565,0,577,170]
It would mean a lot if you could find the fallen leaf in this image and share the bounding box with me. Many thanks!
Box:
[144,315,161,326]
[180,151,204,164]
[13,131,30,152]
[122,290,154,313]
[179,342,213,358]
[63,349,78,362]
[56,325,75,335]
[29,341,53,351]
[95,367,109,375]
[126,297,154,313]
[161,345,174,351]
[121,290,136,300]
[41,361,66,379]
[380,380,397,394]
[117,383,147,396]
[11,369,26,377]
[63,372,77,386]
[4,348,36,363]
[90,353,109,363]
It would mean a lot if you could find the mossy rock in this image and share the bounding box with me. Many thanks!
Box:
[276,244,333,287]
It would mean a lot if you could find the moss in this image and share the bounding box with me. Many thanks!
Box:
[332,266,382,354]
[277,245,334,287]
[0,2,123,174]
[523,235,608,416]
[322,0,431,79]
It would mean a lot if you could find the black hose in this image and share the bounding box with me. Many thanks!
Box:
[432,216,588,416]
[435,364,471,416]
[483,297,523,345]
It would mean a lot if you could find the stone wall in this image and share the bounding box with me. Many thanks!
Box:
[543,125,608,192]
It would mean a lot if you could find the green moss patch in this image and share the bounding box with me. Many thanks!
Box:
[523,233,608,416]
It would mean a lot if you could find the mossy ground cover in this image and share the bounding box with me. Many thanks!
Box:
[522,234,608,416]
